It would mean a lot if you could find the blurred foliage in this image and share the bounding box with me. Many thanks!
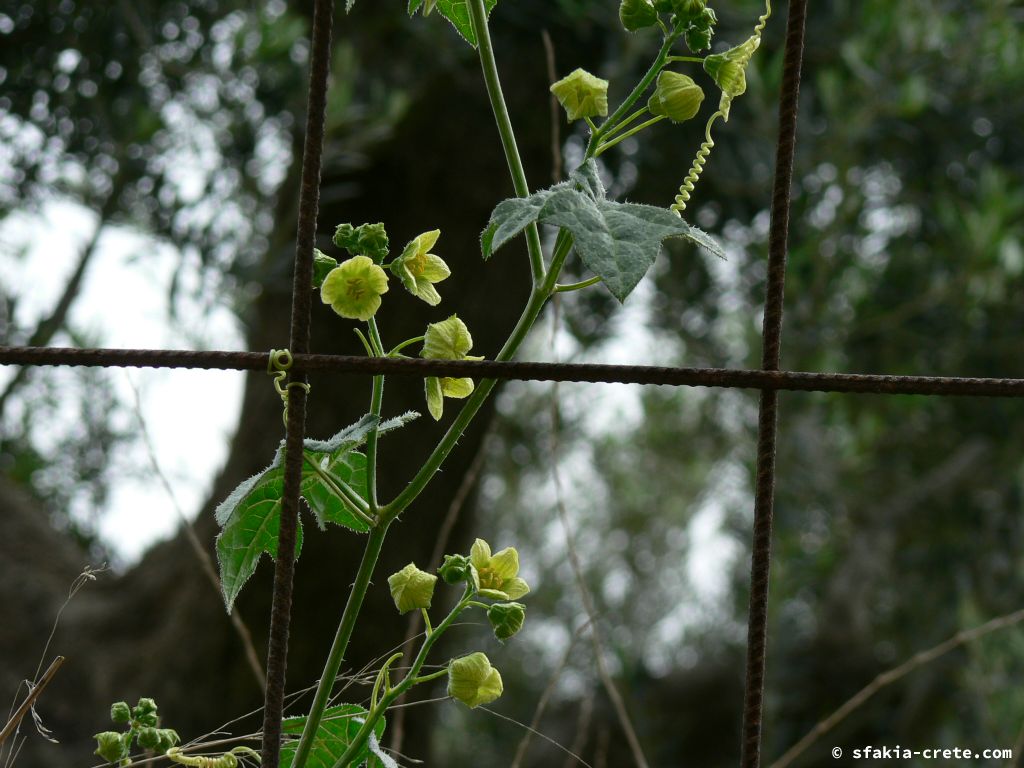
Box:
[2,0,1023,766]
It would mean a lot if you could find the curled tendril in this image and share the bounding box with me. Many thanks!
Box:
[267,348,311,427]
[166,746,261,768]
[670,0,771,215]
[671,109,723,214]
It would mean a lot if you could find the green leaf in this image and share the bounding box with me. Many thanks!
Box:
[215,413,419,610]
[541,188,699,301]
[279,704,385,768]
[569,158,606,200]
[431,0,499,47]
[215,456,303,612]
[300,451,369,532]
[481,184,567,259]
[482,159,725,301]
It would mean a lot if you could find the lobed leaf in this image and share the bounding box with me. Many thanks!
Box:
[215,413,419,610]
[279,704,385,768]
[481,159,726,301]
[215,460,303,612]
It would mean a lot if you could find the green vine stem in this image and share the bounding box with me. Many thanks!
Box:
[467,0,546,285]
[295,7,583,764]
[587,21,683,157]
[596,114,666,156]
[365,318,385,514]
[290,524,388,768]
[331,588,476,768]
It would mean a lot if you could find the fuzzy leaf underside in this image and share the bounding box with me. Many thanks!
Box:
[279,704,385,768]
[482,160,724,301]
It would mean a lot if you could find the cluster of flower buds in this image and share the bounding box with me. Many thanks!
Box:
[619,0,717,53]
[316,222,453,321]
[386,538,530,709]
[95,697,180,765]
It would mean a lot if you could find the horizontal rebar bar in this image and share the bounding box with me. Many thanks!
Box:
[2,345,1023,398]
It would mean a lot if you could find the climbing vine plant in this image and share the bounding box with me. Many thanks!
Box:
[94,1,772,765]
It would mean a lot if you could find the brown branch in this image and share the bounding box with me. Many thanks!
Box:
[770,607,1024,768]
[127,378,266,691]
[511,619,592,768]
[542,30,563,184]
[547,298,650,768]
[0,191,116,418]
[0,657,65,747]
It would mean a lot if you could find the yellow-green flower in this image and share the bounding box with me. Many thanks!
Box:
[421,315,482,420]
[321,255,389,321]
[470,538,530,600]
[387,562,437,614]
[703,33,760,117]
[392,229,451,306]
[448,652,504,709]
[550,68,609,123]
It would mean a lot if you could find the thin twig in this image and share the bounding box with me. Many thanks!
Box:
[126,376,266,691]
[0,658,65,748]
[388,421,496,755]
[547,299,650,768]
[479,706,593,768]
[510,619,592,768]
[770,606,1024,768]
[561,692,594,768]
[541,29,563,184]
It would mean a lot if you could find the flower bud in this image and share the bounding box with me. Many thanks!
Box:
[388,562,437,614]
[448,652,504,708]
[94,731,127,763]
[487,602,526,642]
[647,71,704,123]
[438,553,473,584]
[312,249,339,289]
[137,726,160,750]
[321,255,390,321]
[110,701,131,724]
[550,68,609,123]
[684,19,713,52]
[619,0,658,32]
[134,697,158,715]
[333,222,390,262]
[156,729,181,753]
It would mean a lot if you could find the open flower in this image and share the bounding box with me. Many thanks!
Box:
[321,255,389,321]
[470,538,530,600]
[392,229,450,306]
[448,652,504,709]
[421,315,482,420]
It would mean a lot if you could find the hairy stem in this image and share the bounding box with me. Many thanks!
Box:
[587,24,682,156]
[366,318,385,514]
[467,0,546,285]
[290,524,388,768]
[332,594,472,767]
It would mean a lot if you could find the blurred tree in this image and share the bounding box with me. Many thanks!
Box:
[2,1,1023,767]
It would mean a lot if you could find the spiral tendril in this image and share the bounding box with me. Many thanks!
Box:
[670,0,772,215]
[671,109,723,215]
